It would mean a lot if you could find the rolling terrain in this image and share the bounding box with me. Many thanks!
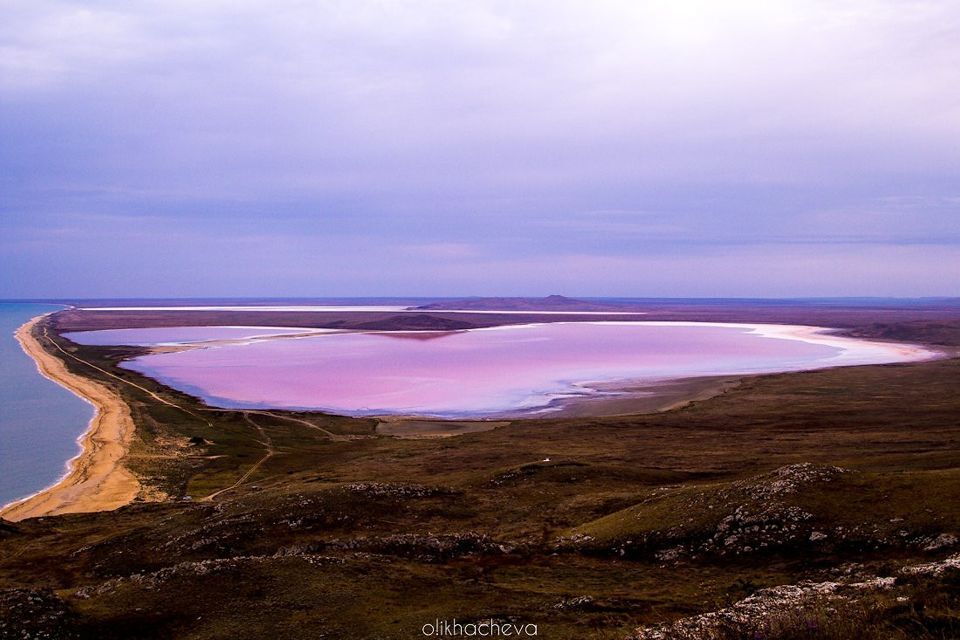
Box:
[2,301,960,639]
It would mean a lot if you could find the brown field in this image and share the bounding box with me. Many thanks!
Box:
[2,301,960,639]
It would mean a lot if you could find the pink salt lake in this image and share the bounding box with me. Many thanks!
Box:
[65,322,935,418]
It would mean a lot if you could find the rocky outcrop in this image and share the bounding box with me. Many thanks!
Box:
[0,588,79,640]
[629,553,960,639]
[559,464,852,560]
[322,532,514,561]
[630,578,893,640]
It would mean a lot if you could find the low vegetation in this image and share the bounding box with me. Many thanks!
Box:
[2,306,960,639]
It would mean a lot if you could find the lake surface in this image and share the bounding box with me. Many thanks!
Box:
[0,303,93,508]
[67,322,933,418]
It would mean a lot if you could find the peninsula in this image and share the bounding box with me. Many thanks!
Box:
[2,298,960,639]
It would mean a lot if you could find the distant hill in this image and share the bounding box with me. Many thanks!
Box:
[414,295,640,312]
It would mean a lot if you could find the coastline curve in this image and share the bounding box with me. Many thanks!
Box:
[0,315,139,522]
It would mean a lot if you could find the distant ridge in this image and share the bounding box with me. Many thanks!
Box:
[414,295,640,312]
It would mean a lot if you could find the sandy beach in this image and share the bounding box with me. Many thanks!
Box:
[0,316,139,522]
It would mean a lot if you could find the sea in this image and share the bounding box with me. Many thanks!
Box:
[0,303,92,508]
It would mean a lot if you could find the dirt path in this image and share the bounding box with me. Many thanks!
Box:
[2,318,346,515]
[39,325,214,429]
[249,410,348,441]
[201,413,276,501]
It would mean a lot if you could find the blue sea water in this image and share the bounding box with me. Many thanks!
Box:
[0,303,93,508]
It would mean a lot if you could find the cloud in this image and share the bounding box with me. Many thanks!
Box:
[1,1,959,296]
[399,242,483,260]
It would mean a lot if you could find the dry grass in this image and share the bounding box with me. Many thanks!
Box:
[2,307,960,639]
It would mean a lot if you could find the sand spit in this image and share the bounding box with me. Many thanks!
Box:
[0,316,139,522]
[585,321,939,363]
[80,305,647,315]
[527,375,744,419]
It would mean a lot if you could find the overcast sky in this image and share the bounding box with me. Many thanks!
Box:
[2,0,959,298]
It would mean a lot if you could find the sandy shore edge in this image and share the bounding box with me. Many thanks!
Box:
[0,315,139,522]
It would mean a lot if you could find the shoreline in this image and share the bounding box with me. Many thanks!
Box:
[0,315,139,522]
[1,316,941,512]
[373,376,742,436]
[121,320,940,420]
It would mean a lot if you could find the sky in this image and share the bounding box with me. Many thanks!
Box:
[1,0,959,298]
